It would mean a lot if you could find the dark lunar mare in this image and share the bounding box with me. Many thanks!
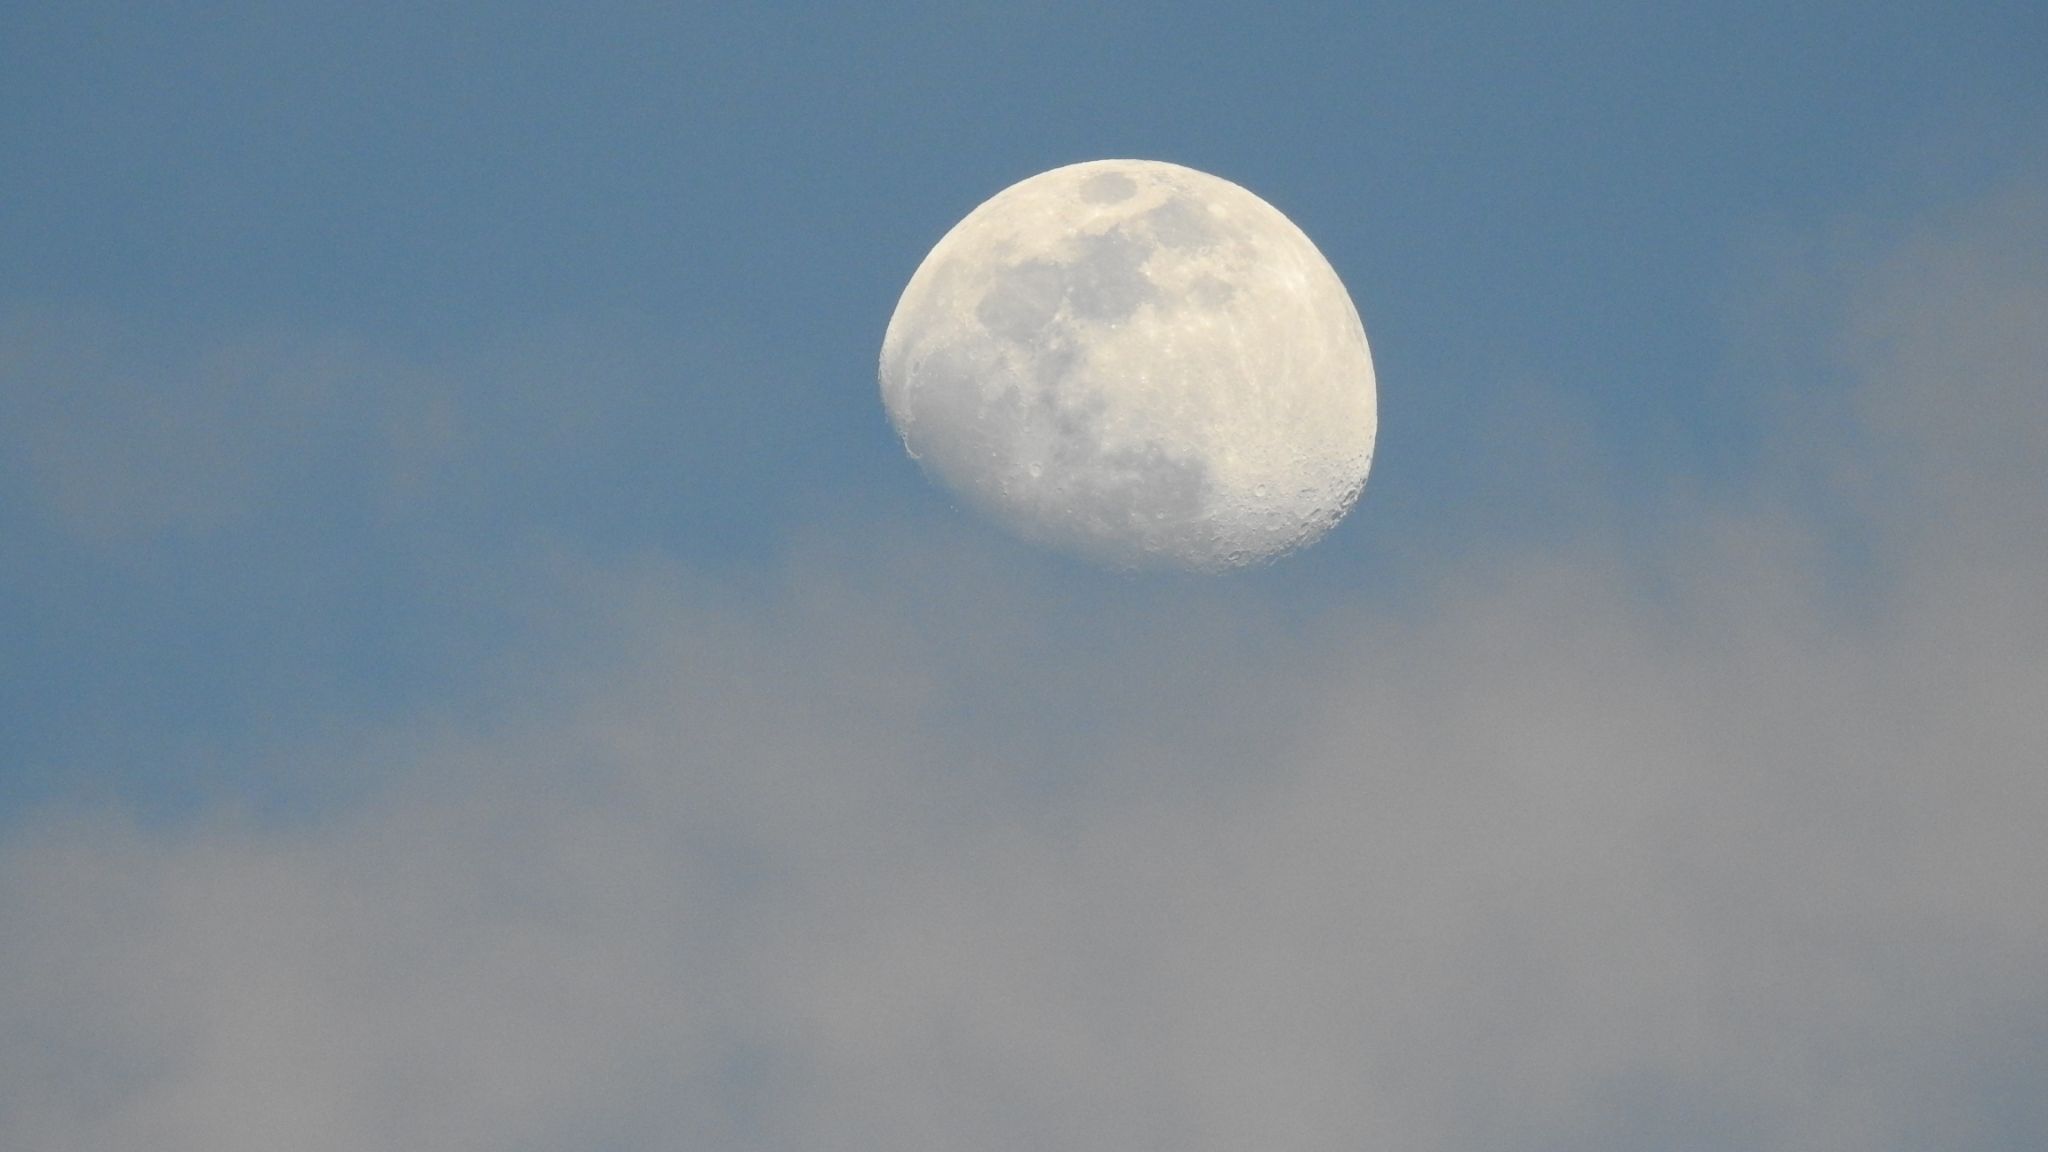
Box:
[947,210,1223,560]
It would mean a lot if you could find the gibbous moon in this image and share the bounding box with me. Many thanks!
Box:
[880,159,1377,570]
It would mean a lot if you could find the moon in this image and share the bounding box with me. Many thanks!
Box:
[879,159,1377,570]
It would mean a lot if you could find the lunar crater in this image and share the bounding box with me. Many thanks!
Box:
[1078,171,1137,204]
[1140,195,1224,250]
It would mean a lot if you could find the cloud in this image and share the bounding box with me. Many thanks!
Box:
[0,308,838,554]
[4,191,2046,1151]
[0,312,369,544]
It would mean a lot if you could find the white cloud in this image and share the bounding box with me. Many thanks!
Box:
[0,309,812,551]
[0,312,369,543]
[3,191,2045,1150]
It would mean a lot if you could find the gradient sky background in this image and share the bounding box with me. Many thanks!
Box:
[4,3,2046,1149]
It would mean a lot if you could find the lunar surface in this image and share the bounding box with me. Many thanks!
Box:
[880,159,1377,570]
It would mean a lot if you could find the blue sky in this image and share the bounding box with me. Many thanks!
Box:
[4,4,2047,1149]
[6,0,2038,810]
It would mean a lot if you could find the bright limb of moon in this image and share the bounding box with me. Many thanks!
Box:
[879,159,1377,570]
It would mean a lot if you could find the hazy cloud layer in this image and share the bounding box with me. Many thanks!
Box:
[3,195,2044,1150]
[0,310,835,551]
